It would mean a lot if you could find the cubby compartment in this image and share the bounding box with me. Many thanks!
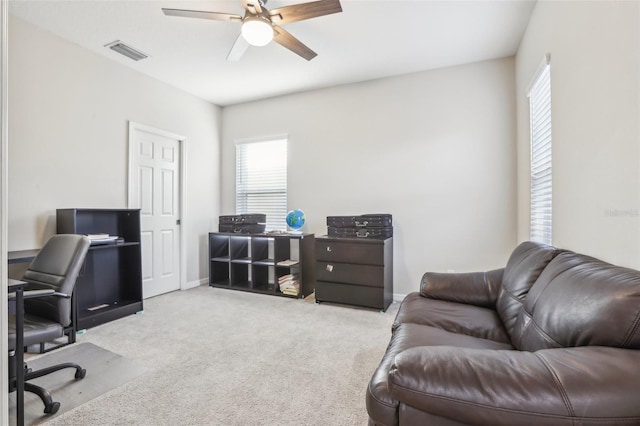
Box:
[230,263,250,288]
[210,261,230,285]
[251,237,272,265]
[251,264,273,292]
[210,236,230,261]
[230,236,250,263]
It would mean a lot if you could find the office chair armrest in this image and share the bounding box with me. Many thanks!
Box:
[20,279,71,297]
[8,289,70,301]
[24,289,70,298]
[23,289,56,299]
[8,288,55,300]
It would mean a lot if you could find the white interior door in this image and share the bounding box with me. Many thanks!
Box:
[129,124,181,298]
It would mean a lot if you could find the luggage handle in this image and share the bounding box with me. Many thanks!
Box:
[354,220,369,227]
[356,229,369,238]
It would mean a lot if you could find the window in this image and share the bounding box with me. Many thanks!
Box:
[528,58,552,245]
[236,137,287,231]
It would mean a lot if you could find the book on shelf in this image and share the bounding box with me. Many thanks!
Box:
[279,278,299,292]
[282,287,299,296]
[276,259,299,267]
[85,234,120,245]
[278,273,298,283]
[85,233,110,240]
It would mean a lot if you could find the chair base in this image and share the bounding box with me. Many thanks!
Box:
[9,354,86,415]
[28,326,76,354]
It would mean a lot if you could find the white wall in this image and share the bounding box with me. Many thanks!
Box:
[222,58,518,296]
[516,1,640,267]
[0,2,8,423]
[8,16,222,285]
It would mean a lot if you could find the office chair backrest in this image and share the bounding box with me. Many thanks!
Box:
[23,234,91,327]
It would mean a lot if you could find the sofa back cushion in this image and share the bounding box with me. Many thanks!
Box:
[496,241,560,338]
[511,251,640,351]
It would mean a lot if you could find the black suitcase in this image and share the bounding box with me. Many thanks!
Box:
[218,223,266,234]
[326,214,392,228]
[327,226,393,239]
[219,214,266,225]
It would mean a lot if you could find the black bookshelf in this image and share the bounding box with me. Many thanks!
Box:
[57,208,143,330]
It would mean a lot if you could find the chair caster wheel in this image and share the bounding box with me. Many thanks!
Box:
[44,401,60,415]
[75,368,86,380]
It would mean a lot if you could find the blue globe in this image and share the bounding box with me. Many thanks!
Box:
[286,209,306,230]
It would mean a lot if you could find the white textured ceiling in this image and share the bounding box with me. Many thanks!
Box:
[8,0,536,106]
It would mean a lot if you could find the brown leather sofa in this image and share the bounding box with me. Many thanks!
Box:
[367,241,640,425]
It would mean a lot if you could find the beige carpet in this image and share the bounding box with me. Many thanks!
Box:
[39,286,397,425]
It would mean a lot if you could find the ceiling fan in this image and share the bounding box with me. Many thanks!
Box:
[162,0,342,61]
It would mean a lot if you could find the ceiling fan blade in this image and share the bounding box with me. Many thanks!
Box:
[272,25,317,61]
[162,8,243,22]
[269,0,342,25]
[226,33,250,62]
[240,0,263,15]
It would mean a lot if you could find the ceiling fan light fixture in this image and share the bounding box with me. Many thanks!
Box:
[241,16,274,46]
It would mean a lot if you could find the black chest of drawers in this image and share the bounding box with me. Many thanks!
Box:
[315,236,393,311]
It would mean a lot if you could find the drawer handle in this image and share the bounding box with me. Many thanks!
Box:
[326,264,334,272]
[326,246,332,252]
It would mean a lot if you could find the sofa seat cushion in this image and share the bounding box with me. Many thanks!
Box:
[366,323,513,426]
[388,346,640,425]
[393,292,511,344]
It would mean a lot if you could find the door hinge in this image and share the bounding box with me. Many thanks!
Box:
[176,220,181,225]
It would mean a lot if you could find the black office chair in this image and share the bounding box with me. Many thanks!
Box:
[8,234,91,415]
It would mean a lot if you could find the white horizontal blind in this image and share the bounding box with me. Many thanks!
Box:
[529,63,552,245]
[236,138,287,231]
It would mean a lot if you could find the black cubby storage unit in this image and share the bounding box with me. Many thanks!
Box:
[209,232,315,298]
[56,208,143,330]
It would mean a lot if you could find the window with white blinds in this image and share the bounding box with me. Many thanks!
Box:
[529,61,552,245]
[236,137,287,232]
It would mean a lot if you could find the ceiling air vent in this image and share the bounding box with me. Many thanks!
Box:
[105,40,148,61]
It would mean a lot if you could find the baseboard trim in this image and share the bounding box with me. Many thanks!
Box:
[188,280,407,301]
[183,278,208,291]
[393,293,407,303]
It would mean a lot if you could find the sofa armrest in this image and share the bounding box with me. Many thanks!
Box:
[420,268,503,308]
[389,345,640,425]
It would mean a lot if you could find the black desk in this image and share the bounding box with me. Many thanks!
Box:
[8,250,38,264]
[8,278,27,426]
